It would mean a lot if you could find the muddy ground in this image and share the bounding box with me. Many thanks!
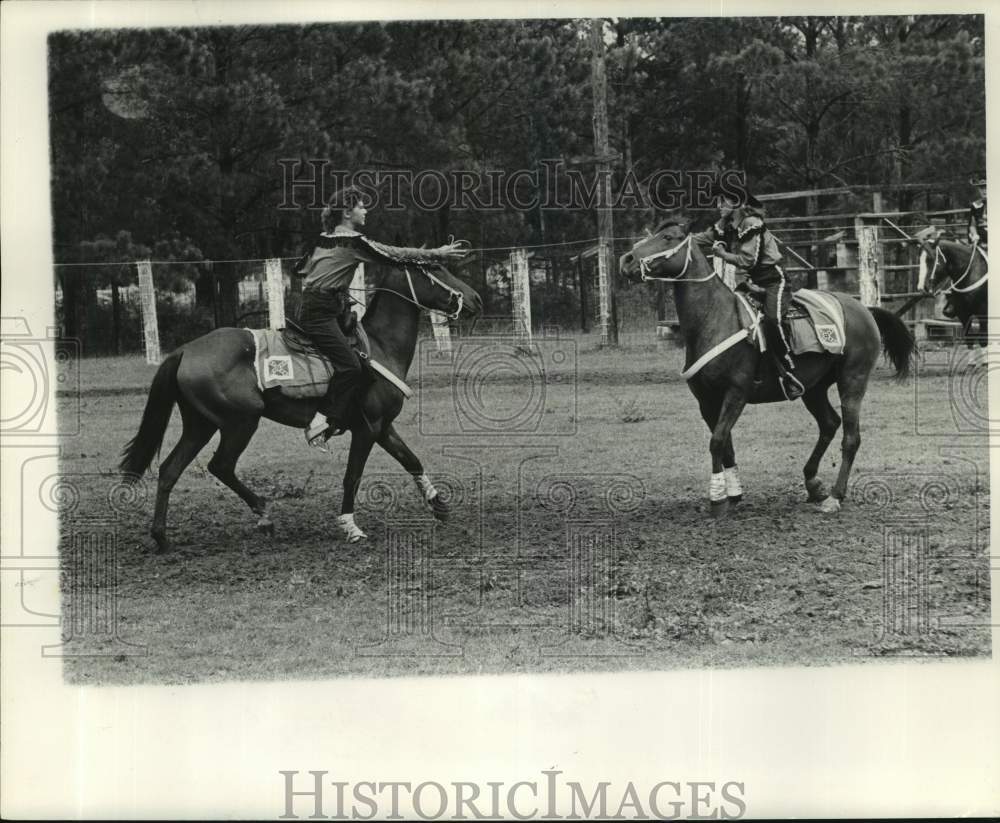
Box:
[54,336,991,683]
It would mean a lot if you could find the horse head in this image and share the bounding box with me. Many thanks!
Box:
[619,220,691,282]
[913,226,947,293]
[376,263,483,319]
[913,226,980,295]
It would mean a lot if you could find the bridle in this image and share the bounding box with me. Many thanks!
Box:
[367,264,465,319]
[636,235,717,283]
[920,240,988,297]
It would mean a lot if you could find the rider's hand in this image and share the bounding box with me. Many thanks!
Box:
[438,239,471,260]
[712,241,727,257]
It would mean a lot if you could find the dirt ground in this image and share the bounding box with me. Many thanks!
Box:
[55,334,991,684]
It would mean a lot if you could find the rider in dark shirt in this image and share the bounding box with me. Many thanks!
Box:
[296,186,467,446]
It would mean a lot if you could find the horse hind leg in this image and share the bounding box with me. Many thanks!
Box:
[801,383,841,503]
[823,376,869,514]
[151,405,217,553]
[206,418,273,536]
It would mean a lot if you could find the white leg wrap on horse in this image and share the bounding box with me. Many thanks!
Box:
[413,472,438,503]
[724,466,743,497]
[337,513,367,542]
[709,472,727,503]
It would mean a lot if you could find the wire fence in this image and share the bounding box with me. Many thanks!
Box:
[52,210,974,357]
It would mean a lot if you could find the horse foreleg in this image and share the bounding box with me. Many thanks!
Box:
[801,384,841,503]
[697,392,742,504]
[338,430,376,543]
[151,409,216,553]
[207,417,272,536]
[707,388,747,519]
[377,423,449,522]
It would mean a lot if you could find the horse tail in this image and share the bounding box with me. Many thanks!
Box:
[119,350,183,477]
[868,307,916,380]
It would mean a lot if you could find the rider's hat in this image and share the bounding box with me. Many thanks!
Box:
[711,178,763,208]
[969,174,987,188]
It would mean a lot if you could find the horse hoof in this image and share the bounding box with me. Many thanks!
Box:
[151,532,170,554]
[709,499,729,519]
[818,496,842,514]
[727,494,743,505]
[805,477,828,503]
[256,519,275,537]
[429,494,450,522]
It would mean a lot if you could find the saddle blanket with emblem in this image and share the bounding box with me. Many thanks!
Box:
[245,326,369,399]
[738,288,847,356]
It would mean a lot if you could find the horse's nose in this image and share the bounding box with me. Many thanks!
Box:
[622,252,634,265]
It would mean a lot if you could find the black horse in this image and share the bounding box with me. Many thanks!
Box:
[120,264,482,552]
[914,227,988,357]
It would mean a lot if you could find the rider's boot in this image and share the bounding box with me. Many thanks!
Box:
[764,320,805,400]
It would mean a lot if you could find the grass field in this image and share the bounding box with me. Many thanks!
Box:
[55,333,991,684]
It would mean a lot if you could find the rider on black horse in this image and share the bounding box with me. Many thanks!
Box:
[295,185,467,447]
[690,185,805,400]
[967,175,987,248]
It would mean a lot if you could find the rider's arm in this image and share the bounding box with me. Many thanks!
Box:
[725,216,766,270]
[968,207,979,244]
[688,221,726,253]
[359,237,459,266]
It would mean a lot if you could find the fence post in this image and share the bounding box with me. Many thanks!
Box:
[136,260,161,365]
[265,258,285,330]
[509,248,532,345]
[855,217,882,308]
[596,241,612,345]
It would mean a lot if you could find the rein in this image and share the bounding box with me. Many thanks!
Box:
[923,242,989,297]
[638,236,717,283]
[634,234,760,380]
[367,264,464,319]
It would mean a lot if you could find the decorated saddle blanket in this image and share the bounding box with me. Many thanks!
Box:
[738,288,846,356]
[246,325,371,399]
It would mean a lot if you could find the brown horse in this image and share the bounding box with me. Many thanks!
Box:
[914,228,988,354]
[120,263,482,552]
[619,220,915,518]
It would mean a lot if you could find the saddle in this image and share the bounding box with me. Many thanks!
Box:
[246,318,371,399]
[737,285,846,355]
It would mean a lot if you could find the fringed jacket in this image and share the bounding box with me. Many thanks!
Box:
[968,199,987,245]
[295,227,454,294]
[691,207,784,286]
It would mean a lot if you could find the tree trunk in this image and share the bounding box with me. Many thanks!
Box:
[590,18,619,346]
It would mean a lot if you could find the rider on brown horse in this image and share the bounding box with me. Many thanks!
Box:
[690,188,805,400]
[296,185,468,446]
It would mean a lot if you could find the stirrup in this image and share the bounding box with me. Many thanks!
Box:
[305,420,346,449]
[780,371,805,400]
